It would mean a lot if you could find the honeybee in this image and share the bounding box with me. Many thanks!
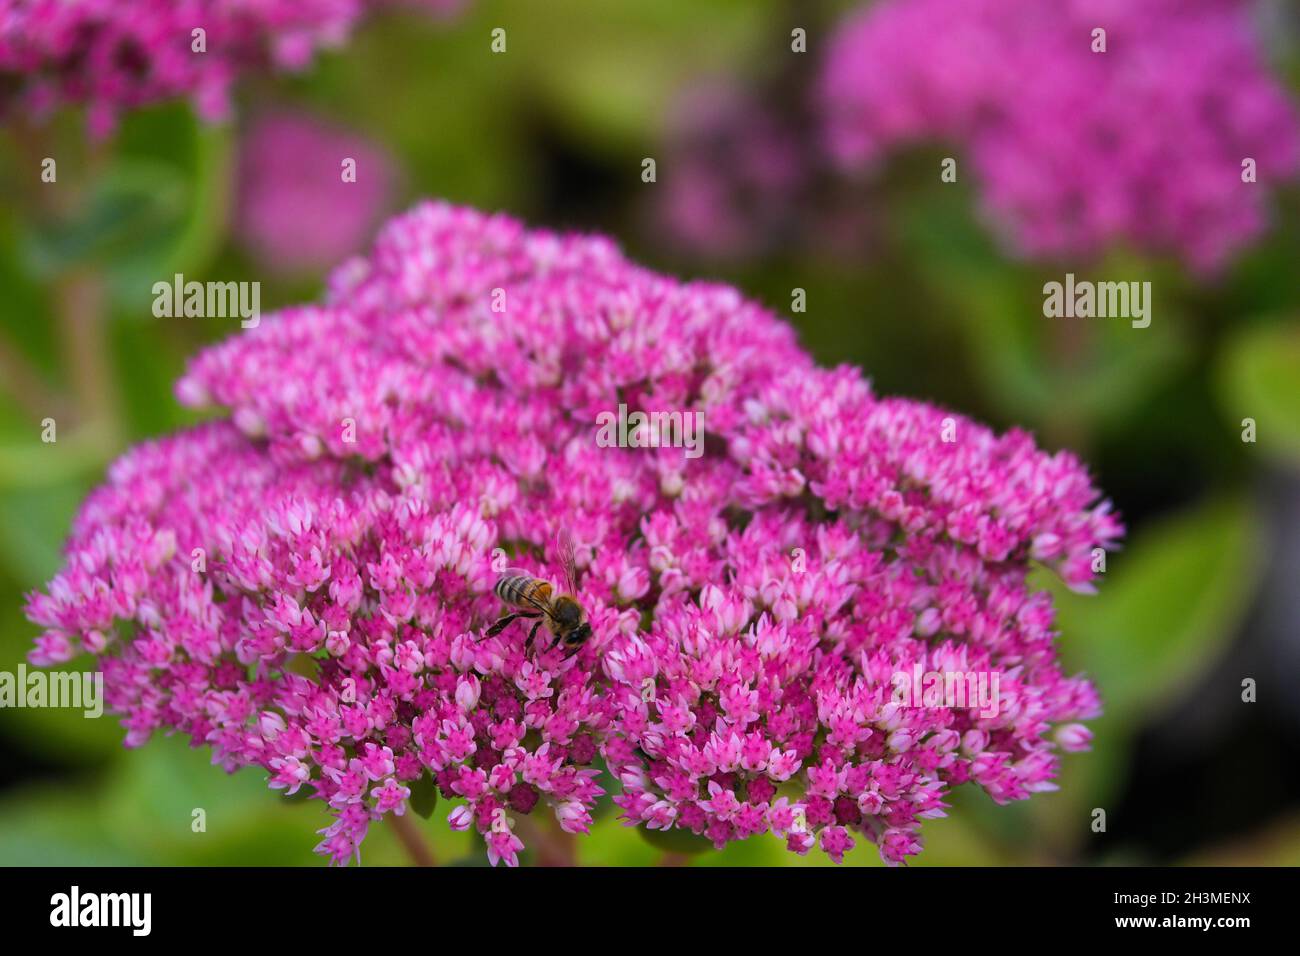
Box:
[487,531,592,651]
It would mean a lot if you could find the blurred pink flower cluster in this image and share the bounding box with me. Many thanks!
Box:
[657,81,805,260]
[655,77,875,263]
[820,0,1300,271]
[235,111,396,275]
[0,0,464,136]
[26,201,1119,865]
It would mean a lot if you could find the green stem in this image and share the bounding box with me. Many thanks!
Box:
[388,807,438,867]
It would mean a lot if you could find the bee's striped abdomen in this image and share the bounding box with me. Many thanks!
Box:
[496,574,550,607]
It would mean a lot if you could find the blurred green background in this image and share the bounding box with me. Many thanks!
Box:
[1,0,1298,866]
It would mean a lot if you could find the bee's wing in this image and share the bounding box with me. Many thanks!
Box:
[517,589,554,615]
[557,528,580,595]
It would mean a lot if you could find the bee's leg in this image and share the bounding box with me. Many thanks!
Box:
[526,619,545,649]
[487,612,531,636]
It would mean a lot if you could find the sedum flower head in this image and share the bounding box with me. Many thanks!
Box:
[27,201,1120,865]
[819,0,1300,271]
[0,0,464,136]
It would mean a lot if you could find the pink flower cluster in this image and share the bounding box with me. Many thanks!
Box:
[0,0,464,135]
[654,78,873,264]
[820,0,1300,271]
[657,80,805,260]
[26,201,1119,865]
[235,110,396,275]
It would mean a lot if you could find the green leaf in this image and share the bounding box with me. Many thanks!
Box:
[895,193,1189,434]
[0,789,146,866]
[1216,319,1300,464]
[637,824,714,855]
[0,480,88,582]
[17,112,232,314]
[507,0,771,150]
[96,735,324,865]
[22,160,189,281]
[1038,496,1260,723]
[409,772,439,819]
